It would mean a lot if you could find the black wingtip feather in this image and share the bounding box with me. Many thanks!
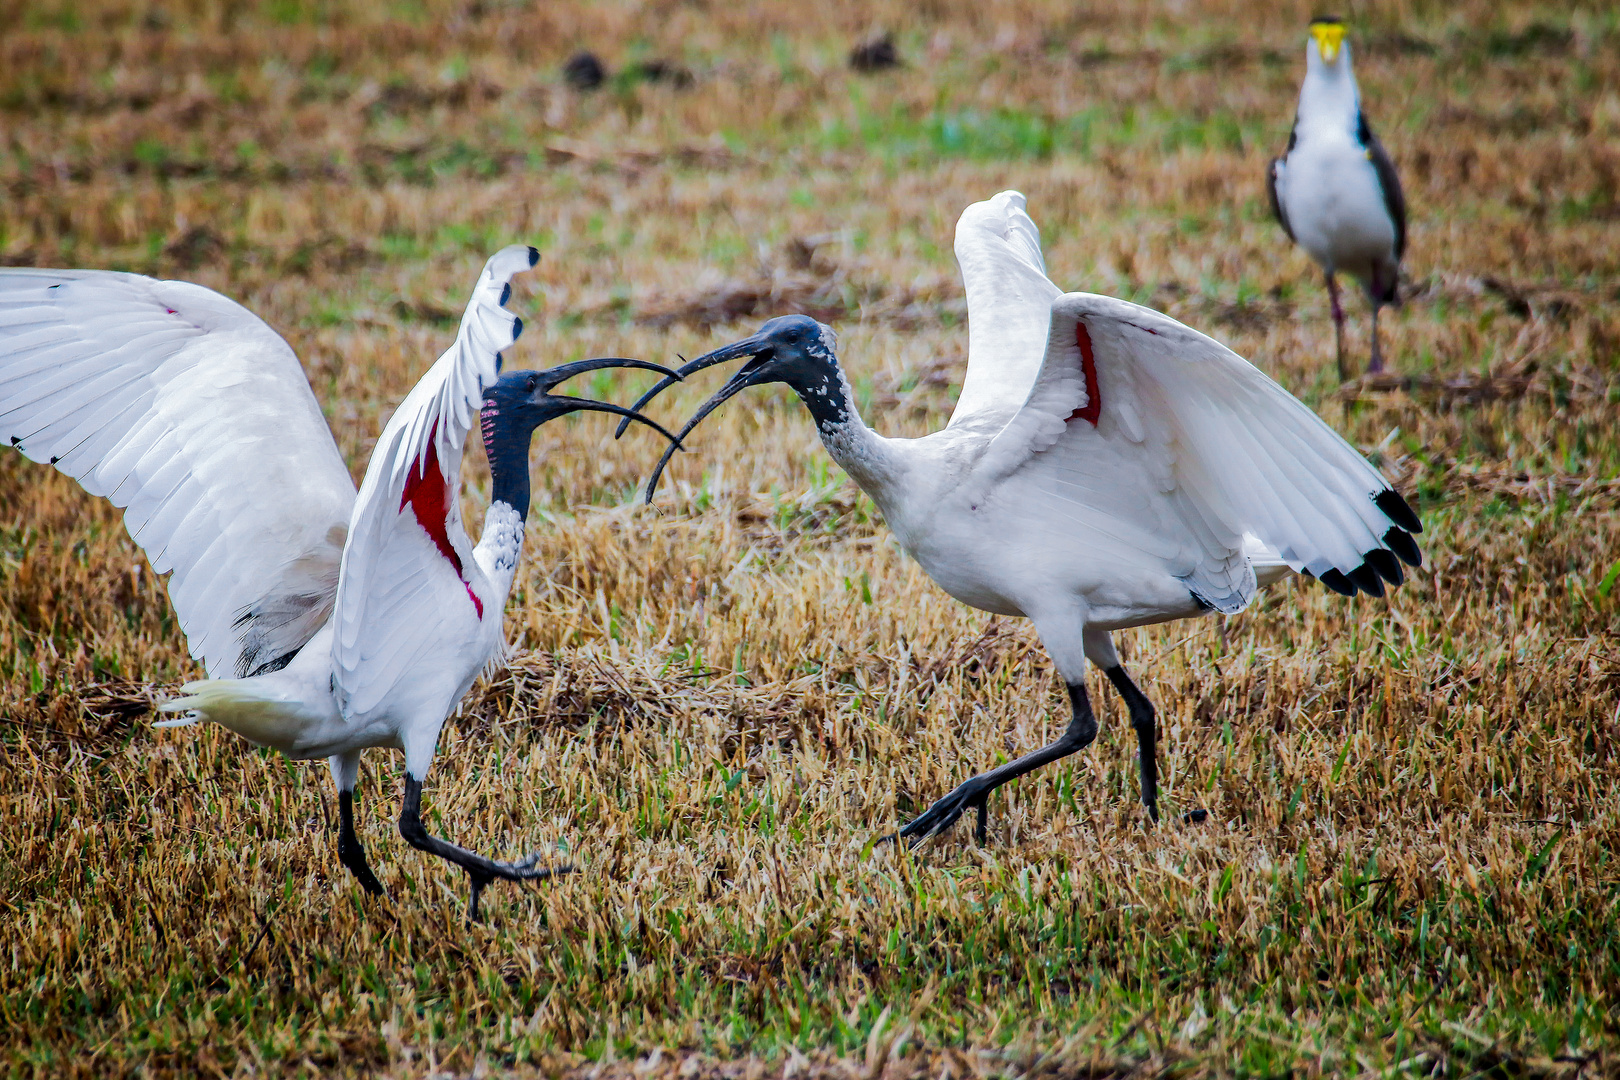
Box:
[512,315,523,340]
[527,246,540,266]
[1374,489,1422,533]
[1384,527,1422,568]
[1318,568,1357,597]
[500,282,511,306]
[1365,548,1404,587]
[1348,563,1385,597]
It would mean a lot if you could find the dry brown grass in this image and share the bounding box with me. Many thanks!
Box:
[3,0,1619,1076]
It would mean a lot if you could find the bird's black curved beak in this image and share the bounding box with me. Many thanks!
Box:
[612,361,687,441]
[611,329,781,440]
[640,334,776,504]
[530,356,685,445]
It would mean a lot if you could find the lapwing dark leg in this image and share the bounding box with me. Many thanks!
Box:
[1327,271,1348,381]
[1368,301,1385,374]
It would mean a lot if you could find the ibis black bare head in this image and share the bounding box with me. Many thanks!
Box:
[678,314,841,395]
[482,357,683,438]
[638,314,848,504]
[480,356,681,516]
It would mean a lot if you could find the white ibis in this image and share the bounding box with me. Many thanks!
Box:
[637,191,1422,844]
[0,248,676,919]
[1268,15,1407,379]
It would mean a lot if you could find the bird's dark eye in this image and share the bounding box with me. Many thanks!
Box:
[526,374,539,393]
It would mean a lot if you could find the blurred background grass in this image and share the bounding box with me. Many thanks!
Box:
[2,1,1619,1077]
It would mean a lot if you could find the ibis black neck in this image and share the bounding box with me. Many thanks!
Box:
[783,364,854,437]
[481,404,534,519]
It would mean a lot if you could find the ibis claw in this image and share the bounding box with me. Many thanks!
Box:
[398,776,572,923]
[885,681,1102,852]
[894,780,994,848]
[464,854,572,923]
[341,844,386,896]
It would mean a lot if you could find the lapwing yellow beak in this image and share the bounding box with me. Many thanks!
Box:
[1310,21,1346,63]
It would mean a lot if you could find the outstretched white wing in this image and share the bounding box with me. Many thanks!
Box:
[977,292,1421,610]
[331,246,536,717]
[0,269,356,677]
[947,190,1064,433]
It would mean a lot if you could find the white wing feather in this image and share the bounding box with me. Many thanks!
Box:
[948,190,1064,432]
[0,269,355,677]
[331,245,535,717]
[977,292,1419,610]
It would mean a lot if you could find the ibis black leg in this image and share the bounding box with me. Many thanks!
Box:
[398,775,570,923]
[337,790,385,895]
[897,681,1099,846]
[1104,664,1159,824]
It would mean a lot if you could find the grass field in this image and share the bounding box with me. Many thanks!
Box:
[4,0,1620,1076]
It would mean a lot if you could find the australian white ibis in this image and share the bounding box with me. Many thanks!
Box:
[1268,15,1407,379]
[0,247,675,919]
[636,191,1422,844]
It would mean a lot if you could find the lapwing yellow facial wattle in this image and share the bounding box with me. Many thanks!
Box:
[1309,16,1346,62]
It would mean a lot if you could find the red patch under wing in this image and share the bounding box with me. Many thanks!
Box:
[1067,321,1102,426]
[399,428,485,619]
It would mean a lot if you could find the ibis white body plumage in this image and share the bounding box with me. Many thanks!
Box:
[648,191,1422,842]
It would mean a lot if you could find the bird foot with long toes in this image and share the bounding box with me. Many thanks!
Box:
[891,781,993,847]
[887,688,1100,850]
[463,850,571,923]
[338,837,385,896]
[398,776,571,923]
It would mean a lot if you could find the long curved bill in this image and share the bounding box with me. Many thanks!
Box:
[538,357,686,446]
[612,362,686,440]
[640,333,774,504]
[537,356,677,390]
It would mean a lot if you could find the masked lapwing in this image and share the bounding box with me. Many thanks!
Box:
[1268,16,1407,379]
